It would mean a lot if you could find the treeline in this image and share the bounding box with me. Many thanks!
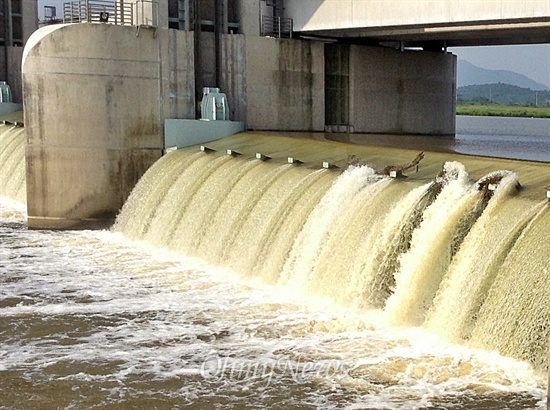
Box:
[457,83,550,106]
[456,103,550,118]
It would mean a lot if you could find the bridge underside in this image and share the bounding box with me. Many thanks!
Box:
[297,18,550,49]
[284,0,550,48]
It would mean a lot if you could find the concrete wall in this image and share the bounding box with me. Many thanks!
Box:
[286,0,550,32]
[349,46,456,135]
[195,32,216,105]
[22,0,39,43]
[0,47,24,102]
[220,34,246,122]
[160,29,195,120]
[22,23,194,229]
[246,37,324,131]
[193,32,246,122]
[236,0,260,36]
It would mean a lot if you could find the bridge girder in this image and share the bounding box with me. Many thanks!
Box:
[295,18,550,49]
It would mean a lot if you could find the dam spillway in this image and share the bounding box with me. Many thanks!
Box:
[1,131,550,408]
[112,133,550,370]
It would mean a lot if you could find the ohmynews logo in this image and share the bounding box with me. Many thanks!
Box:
[200,355,349,386]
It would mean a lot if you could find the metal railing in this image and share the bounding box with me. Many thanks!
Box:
[260,15,293,38]
[62,0,146,26]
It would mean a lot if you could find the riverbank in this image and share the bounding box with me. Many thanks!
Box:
[457,103,550,118]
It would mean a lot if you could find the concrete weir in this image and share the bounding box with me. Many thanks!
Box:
[22,23,192,229]
[21,14,457,229]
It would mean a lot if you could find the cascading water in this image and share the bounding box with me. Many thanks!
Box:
[113,147,550,375]
[3,132,550,408]
[113,150,337,280]
[424,171,535,343]
[358,182,436,309]
[469,204,550,369]
[0,125,26,204]
[383,162,481,326]
[279,165,390,295]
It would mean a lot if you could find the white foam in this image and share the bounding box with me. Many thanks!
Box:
[0,192,546,408]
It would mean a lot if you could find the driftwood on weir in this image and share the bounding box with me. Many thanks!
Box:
[381,151,425,176]
[347,152,425,177]
[477,174,520,192]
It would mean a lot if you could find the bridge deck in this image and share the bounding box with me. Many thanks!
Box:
[285,0,550,47]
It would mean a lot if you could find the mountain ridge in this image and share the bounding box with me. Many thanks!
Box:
[457,60,549,91]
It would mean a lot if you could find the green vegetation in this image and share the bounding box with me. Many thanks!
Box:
[456,102,550,118]
[456,82,550,118]
[457,83,550,106]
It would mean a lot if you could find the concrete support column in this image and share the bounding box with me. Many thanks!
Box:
[220,34,246,122]
[160,28,195,119]
[237,0,260,36]
[245,37,325,131]
[22,24,166,229]
[183,0,190,31]
[348,46,456,135]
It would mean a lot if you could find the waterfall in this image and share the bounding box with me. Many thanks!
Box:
[383,162,480,326]
[424,172,538,342]
[0,125,26,204]
[279,165,389,293]
[469,205,550,369]
[113,147,550,370]
[357,182,435,309]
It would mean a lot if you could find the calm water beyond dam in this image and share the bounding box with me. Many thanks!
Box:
[0,116,549,409]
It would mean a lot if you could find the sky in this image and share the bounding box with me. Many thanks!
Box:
[37,1,550,88]
[450,44,550,88]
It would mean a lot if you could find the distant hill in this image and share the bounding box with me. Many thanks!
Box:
[458,60,549,91]
[457,83,550,106]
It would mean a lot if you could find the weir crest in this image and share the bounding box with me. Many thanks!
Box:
[113,146,549,370]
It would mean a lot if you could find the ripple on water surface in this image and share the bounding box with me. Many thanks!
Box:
[0,202,546,409]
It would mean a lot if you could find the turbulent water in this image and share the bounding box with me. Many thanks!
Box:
[1,199,547,409]
[2,136,550,408]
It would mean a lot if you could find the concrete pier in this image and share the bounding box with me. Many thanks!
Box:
[23,24,169,229]
[244,38,456,135]
[21,3,456,229]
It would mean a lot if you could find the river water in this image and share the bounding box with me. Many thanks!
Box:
[455,116,550,162]
[1,199,546,409]
[1,116,549,409]
[323,115,550,163]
